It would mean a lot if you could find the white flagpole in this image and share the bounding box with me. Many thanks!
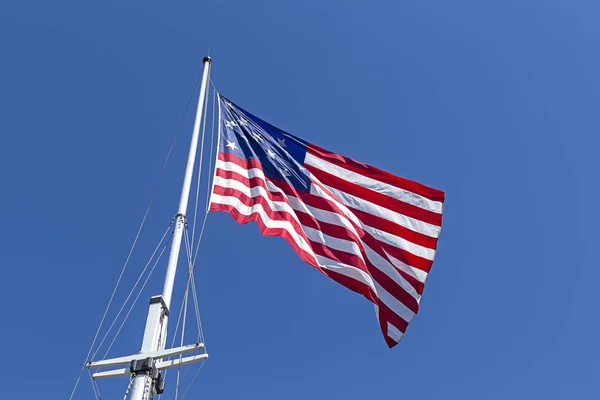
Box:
[128,55,212,400]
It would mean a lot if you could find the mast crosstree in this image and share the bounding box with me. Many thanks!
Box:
[86,56,212,399]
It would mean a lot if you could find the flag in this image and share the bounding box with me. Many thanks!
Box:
[209,95,445,347]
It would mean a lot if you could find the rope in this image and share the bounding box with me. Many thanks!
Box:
[91,220,175,361]
[186,229,201,335]
[89,369,101,400]
[178,360,207,400]
[191,80,219,266]
[206,83,217,212]
[162,228,205,400]
[157,273,190,400]
[102,230,175,360]
[190,273,203,343]
[69,68,203,400]
[174,275,190,400]
[123,375,135,400]
[190,84,211,247]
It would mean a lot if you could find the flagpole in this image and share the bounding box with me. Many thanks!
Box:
[127,55,212,400]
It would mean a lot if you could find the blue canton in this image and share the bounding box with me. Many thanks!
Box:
[218,96,312,191]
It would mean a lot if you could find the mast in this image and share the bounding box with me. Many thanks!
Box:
[127,55,212,400]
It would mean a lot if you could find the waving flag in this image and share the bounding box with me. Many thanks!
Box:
[209,95,445,347]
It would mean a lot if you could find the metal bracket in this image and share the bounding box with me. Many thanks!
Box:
[87,343,205,369]
[149,295,169,317]
[93,353,208,379]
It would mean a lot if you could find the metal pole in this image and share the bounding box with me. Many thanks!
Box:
[128,55,212,400]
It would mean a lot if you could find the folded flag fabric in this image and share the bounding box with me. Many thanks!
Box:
[209,95,445,347]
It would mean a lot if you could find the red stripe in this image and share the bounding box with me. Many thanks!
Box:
[210,202,319,272]
[296,209,426,295]
[350,207,438,250]
[210,202,410,344]
[219,152,263,170]
[215,162,431,289]
[293,187,434,274]
[218,152,308,199]
[312,265,406,348]
[212,152,426,344]
[307,165,442,226]
[307,144,445,203]
[215,169,288,203]
[213,180,421,308]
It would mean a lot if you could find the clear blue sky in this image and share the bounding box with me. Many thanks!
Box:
[1,1,599,399]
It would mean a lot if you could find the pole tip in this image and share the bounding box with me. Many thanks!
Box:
[203,56,212,63]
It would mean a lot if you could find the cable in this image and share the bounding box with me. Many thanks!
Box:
[178,360,207,400]
[190,85,211,247]
[69,69,203,400]
[102,231,174,360]
[91,220,174,362]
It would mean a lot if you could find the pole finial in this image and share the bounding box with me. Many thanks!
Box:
[203,56,212,63]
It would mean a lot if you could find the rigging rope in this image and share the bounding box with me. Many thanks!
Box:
[207,82,217,211]
[91,220,175,361]
[177,360,207,400]
[102,230,175,360]
[192,81,219,266]
[89,369,101,400]
[174,275,189,400]
[157,269,190,400]
[190,84,211,248]
[69,69,203,400]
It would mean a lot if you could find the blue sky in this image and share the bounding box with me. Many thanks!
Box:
[1,1,599,399]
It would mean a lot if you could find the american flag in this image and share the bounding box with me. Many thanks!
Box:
[209,95,445,347]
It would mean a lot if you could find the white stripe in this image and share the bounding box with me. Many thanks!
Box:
[366,223,436,260]
[210,193,378,296]
[211,193,312,253]
[363,243,420,301]
[305,182,427,294]
[212,176,300,223]
[290,194,430,283]
[313,255,377,296]
[288,194,435,262]
[212,189,415,324]
[387,323,404,342]
[316,256,414,323]
[385,250,428,283]
[303,226,363,260]
[373,281,415,323]
[323,183,441,239]
[305,152,443,214]
[216,160,266,181]
[214,167,422,300]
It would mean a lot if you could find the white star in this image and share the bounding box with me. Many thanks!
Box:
[226,120,238,128]
[225,140,238,151]
[277,138,287,148]
[238,118,249,126]
[267,149,276,158]
[280,168,291,177]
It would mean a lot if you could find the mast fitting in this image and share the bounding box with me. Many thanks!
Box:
[129,357,165,395]
[149,295,170,317]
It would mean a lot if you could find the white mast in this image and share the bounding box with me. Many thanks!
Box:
[87,56,212,399]
[128,55,212,400]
